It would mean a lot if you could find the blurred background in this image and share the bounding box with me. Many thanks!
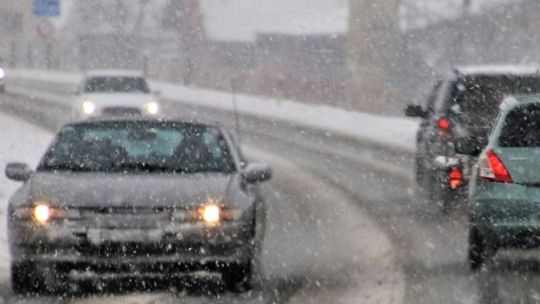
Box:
[1,0,538,114]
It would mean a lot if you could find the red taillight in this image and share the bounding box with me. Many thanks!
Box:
[479,150,512,183]
[448,167,463,189]
[437,118,450,131]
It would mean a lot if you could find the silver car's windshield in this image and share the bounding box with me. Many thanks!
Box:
[38,122,235,174]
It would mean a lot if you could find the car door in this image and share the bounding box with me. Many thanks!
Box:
[418,80,445,166]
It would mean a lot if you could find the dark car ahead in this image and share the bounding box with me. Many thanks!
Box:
[405,65,540,213]
[5,118,271,294]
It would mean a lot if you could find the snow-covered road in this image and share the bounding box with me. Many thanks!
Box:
[5,72,540,303]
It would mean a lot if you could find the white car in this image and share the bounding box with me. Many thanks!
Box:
[72,70,160,120]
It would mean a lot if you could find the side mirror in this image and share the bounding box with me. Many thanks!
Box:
[405,104,427,118]
[455,136,483,156]
[5,162,33,182]
[242,163,272,184]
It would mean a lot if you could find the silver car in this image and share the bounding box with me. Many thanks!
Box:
[5,118,271,294]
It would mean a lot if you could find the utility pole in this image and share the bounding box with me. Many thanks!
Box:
[456,0,472,64]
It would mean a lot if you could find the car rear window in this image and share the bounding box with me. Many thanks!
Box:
[452,76,540,139]
[499,104,540,147]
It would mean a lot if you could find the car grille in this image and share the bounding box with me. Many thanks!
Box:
[79,206,170,216]
[102,107,141,116]
[69,207,174,229]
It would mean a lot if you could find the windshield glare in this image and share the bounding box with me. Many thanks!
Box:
[38,122,234,173]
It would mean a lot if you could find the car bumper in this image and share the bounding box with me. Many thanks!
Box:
[471,181,540,247]
[10,221,254,272]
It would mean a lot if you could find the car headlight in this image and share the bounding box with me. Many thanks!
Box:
[0,68,5,79]
[143,101,159,115]
[82,101,96,114]
[13,202,73,225]
[200,204,221,225]
[32,203,51,225]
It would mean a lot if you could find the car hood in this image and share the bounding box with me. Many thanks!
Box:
[79,93,156,107]
[25,171,239,209]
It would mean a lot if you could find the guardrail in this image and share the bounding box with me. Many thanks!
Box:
[5,69,419,155]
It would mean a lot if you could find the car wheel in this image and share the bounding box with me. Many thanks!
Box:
[11,262,42,295]
[222,263,252,292]
[439,192,453,215]
[469,228,496,272]
[419,170,451,215]
[427,169,457,215]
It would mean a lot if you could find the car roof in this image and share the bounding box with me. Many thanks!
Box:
[84,69,145,78]
[453,65,540,77]
[64,117,221,129]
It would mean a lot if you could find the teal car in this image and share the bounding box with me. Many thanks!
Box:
[458,95,540,271]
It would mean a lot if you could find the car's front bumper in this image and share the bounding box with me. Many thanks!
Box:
[10,221,254,273]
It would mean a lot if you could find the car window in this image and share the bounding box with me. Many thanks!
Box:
[83,76,150,93]
[425,80,442,114]
[446,76,540,139]
[499,104,540,147]
[38,122,235,173]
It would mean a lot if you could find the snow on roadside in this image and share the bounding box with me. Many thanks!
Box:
[0,113,54,271]
[152,81,418,153]
[7,69,419,154]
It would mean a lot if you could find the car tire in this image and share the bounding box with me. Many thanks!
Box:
[419,169,450,215]
[469,228,496,272]
[438,192,453,215]
[422,167,457,215]
[222,263,252,291]
[11,262,42,295]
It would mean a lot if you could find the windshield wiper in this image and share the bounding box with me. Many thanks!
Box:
[40,163,96,172]
[113,162,175,172]
[113,163,229,174]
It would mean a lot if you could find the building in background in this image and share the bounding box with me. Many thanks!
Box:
[51,0,350,108]
[0,0,40,67]
[347,0,406,113]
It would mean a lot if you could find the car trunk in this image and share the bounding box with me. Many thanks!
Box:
[495,148,540,184]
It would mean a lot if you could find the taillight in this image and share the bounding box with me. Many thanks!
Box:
[437,118,451,132]
[479,150,512,183]
[448,167,463,189]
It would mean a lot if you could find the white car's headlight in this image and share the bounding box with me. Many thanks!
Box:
[82,101,96,114]
[0,68,5,79]
[143,101,159,115]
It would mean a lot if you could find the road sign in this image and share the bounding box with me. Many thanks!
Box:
[34,0,60,17]
[37,20,55,39]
